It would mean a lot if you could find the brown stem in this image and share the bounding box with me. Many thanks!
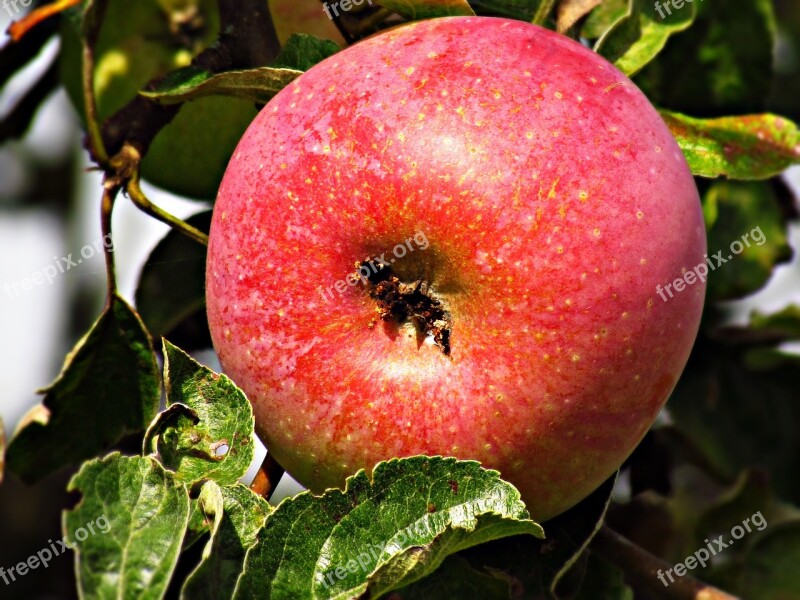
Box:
[100,185,119,300]
[591,526,739,600]
[82,0,111,165]
[249,453,285,501]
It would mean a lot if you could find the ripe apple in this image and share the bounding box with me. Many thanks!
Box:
[206,17,706,519]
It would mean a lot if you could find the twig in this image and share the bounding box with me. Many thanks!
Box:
[118,144,209,246]
[532,0,557,26]
[100,185,119,299]
[6,0,80,42]
[82,0,111,165]
[0,5,58,87]
[249,453,285,501]
[591,526,740,600]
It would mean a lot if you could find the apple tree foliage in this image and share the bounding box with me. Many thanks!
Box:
[1,0,800,598]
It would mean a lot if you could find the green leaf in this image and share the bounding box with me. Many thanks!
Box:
[375,0,475,19]
[668,334,800,504]
[182,482,273,599]
[273,34,341,71]
[580,0,628,40]
[135,211,210,340]
[391,555,512,599]
[143,341,255,486]
[468,0,545,20]
[748,305,800,340]
[233,457,543,599]
[65,453,190,600]
[140,65,303,106]
[546,475,617,597]
[634,0,776,115]
[7,295,160,483]
[738,522,800,599]
[454,474,617,598]
[595,0,696,77]
[702,181,792,302]
[575,554,633,600]
[661,111,800,179]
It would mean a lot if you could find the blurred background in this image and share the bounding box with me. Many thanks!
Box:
[1,0,799,598]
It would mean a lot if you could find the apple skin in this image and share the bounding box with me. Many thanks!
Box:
[206,17,706,520]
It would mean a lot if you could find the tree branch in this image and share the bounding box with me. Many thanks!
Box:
[249,453,285,501]
[591,525,740,600]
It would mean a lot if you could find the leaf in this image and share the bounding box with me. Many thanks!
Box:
[65,453,190,600]
[668,333,800,504]
[374,0,475,19]
[273,34,341,71]
[546,475,617,597]
[143,341,255,486]
[392,555,512,599]
[135,211,210,340]
[233,457,543,599]
[557,0,603,34]
[738,522,800,599]
[580,0,628,40]
[468,0,541,20]
[661,111,800,180]
[455,474,617,598]
[574,554,633,600]
[595,0,696,77]
[634,0,776,115]
[6,295,160,483]
[182,482,272,599]
[749,305,800,340]
[701,181,792,302]
[140,65,303,106]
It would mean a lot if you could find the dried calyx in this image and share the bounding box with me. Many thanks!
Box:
[357,259,452,356]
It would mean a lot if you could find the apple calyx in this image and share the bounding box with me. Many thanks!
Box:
[357,259,452,356]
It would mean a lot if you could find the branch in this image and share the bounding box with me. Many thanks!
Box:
[591,526,740,600]
[0,2,58,87]
[249,453,285,501]
[532,0,556,26]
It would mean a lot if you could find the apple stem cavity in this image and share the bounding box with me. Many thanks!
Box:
[357,259,452,356]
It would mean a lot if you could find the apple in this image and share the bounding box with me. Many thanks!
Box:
[206,17,706,519]
[60,0,342,199]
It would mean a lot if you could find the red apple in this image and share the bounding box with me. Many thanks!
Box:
[206,17,706,519]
